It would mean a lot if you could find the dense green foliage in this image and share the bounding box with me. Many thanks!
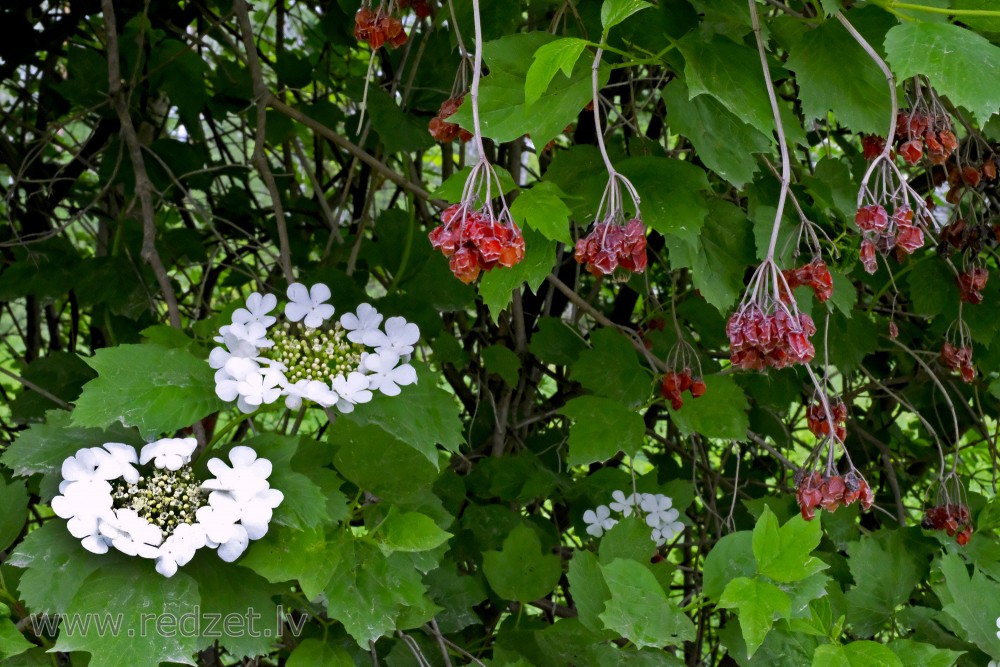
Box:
[2,0,1000,665]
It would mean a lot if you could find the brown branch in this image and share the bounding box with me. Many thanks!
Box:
[233,0,295,285]
[101,0,182,328]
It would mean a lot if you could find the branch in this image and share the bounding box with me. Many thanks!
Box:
[101,0,182,329]
[233,0,295,285]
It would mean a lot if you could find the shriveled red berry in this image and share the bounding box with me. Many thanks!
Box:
[855,205,889,233]
[861,134,885,160]
[958,267,988,304]
[860,238,878,274]
[899,139,924,165]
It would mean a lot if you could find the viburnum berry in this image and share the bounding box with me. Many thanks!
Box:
[781,258,834,303]
[861,134,886,160]
[806,400,847,442]
[727,304,816,371]
[575,218,647,277]
[795,469,873,521]
[899,139,924,165]
[854,204,924,273]
[398,0,432,19]
[983,158,997,181]
[660,368,705,411]
[922,503,973,545]
[354,4,407,50]
[940,340,975,383]
[957,266,989,304]
[428,97,473,143]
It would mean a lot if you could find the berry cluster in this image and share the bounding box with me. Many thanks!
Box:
[855,205,924,274]
[781,258,833,303]
[922,503,973,545]
[795,470,874,521]
[938,218,998,257]
[429,204,525,284]
[942,156,999,205]
[660,369,706,411]
[957,267,989,304]
[806,400,847,442]
[895,111,959,166]
[940,341,975,383]
[428,97,472,143]
[574,219,648,277]
[726,305,816,371]
[354,6,407,50]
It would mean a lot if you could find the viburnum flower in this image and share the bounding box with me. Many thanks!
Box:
[207,284,420,413]
[609,490,639,517]
[51,436,281,577]
[582,505,617,537]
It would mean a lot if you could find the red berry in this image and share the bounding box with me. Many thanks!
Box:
[899,139,924,165]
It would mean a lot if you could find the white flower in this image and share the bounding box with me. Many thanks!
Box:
[99,509,163,559]
[140,437,197,471]
[209,332,259,369]
[202,446,273,500]
[989,661,999,667]
[285,282,335,328]
[101,442,140,484]
[364,351,417,397]
[225,322,272,349]
[583,505,617,538]
[155,523,207,577]
[340,303,383,344]
[232,292,277,329]
[51,479,115,540]
[60,447,121,487]
[365,316,420,356]
[196,501,250,562]
[214,357,260,403]
[284,379,338,410]
[609,490,639,517]
[996,615,1000,640]
[236,369,284,410]
[208,489,283,540]
[332,372,373,413]
[641,494,679,528]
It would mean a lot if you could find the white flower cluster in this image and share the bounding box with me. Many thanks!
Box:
[582,490,685,547]
[209,283,419,414]
[51,439,282,577]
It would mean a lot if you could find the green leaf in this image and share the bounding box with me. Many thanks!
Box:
[72,344,221,440]
[753,506,827,583]
[482,345,522,386]
[671,374,749,440]
[55,563,201,667]
[323,536,429,647]
[0,477,27,553]
[379,511,452,553]
[907,257,957,318]
[530,317,588,366]
[667,199,756,314]
[331,420,440,501]
[887,639,964,667]
[478,227,556,320]
[449,33,609,148]
[561,396,646,466]
[8,521,104,614]
[567,550,614,637]
[598,558,696,648]
[885,21,1000,125]
[571,328,651,408]
[702,531,755,601]
[432,164,517,203]
[718,576,791,658]
[423,563,488,633]
[934,551,1000,657]
[339,362,464,466]
[286,638,355,666]
[601,0,653,31]
[240,525,340,600]
[785,17,891,135]
[482,525,562,602]
[524,38,589,108]
[679,34,777,137]
[366,87,436,154]
[0,613,31,661]
[662,79,770,188]
[509,181,574,245]
[617,156,710,244]
[812,641,903,667]
[845,528,933,637]
[598,516,657,565]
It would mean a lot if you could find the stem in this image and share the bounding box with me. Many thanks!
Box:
[749,0,791,261]
[592,48,616,177]
[469,0,487,160]
[884,1,1000,17]
[836,12,898,150]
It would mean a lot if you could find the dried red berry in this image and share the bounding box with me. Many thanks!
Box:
[429,97,473,143]
[574,218,647,277]
[899,139,924,165]
[861,134,886,160]
[860,238,878,274]
[855,205,888,233]
[958,267,988,304]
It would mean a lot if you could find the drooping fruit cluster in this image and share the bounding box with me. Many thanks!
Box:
[574,219,648,277]
[726,305,816,371]
[795,470,874,521]
[807,400,847,442]
[398,0,432,19]
[938,218,998,257]
[957,266,989,304]
[895,110,959,166]
[660,368,706,410]
[780,258,833,303]
[354,5,407,50]
[922,503,973,545]
[855,205,924,273]
[429,97,472,143]
[429,204,525,284]
[940,341,975,383]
